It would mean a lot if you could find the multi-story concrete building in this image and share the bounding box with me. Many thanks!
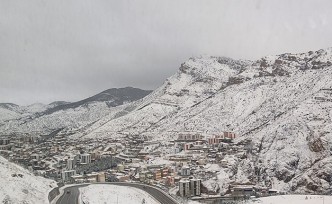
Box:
[179,179,190,197]
[151,169,162,180]
[177,133,203,141]
[80,153,91,164]
[209,132,237,144]
[161,167,169,177]
[67,158,76,170]
[190,178,201,196]
[224,132,236,139]
[0,138,10,145]
[61,170,76,182]
[165,176,175,186]
[181,166,191,176]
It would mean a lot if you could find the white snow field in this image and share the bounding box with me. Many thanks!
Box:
[0,156,57,204]
[79,184,159,204]
[248,195,332,204]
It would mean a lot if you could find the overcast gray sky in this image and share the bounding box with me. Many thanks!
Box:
[1,0,332,105]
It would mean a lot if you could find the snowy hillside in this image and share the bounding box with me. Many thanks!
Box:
[79,48,332,194]
[0,155,57,204]
[0,103,21,122]
[2,48,332,194]
[0,87,151,135]
[0,103,52,125]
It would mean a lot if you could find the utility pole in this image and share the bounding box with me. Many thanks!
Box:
[323,195,324,204]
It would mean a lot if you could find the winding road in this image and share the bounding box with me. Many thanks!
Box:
[56,184,88,204]
[55,182,178,204]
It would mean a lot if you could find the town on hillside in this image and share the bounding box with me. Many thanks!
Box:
[0,131,280,203]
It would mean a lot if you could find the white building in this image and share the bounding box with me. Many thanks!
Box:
[80,153,91,164]
[181,166,191,176]
[0,138,10,145]
[179,179,190,197]
[190,179,201,196]
[61,170,76,182]
[67,158,76,170]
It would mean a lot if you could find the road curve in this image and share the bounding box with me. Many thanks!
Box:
[55,182,178,204]
[55,184,89,204]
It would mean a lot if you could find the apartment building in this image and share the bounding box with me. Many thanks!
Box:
[179,179,190,197]
[80,153,91,164]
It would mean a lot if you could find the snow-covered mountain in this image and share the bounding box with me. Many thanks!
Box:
[0,103,52,124]
[76,47,332,194]
[2,48,332,194]
[0,103,21,122]
[0,155,57,204]
[0,87,152,135]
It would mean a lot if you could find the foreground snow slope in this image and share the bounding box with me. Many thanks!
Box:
[79,184,159,204]
[0,156,57,204]
[247,195,332,204]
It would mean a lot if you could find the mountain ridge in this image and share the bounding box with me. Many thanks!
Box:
[0,87,152,132]
[42,87,152,115]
